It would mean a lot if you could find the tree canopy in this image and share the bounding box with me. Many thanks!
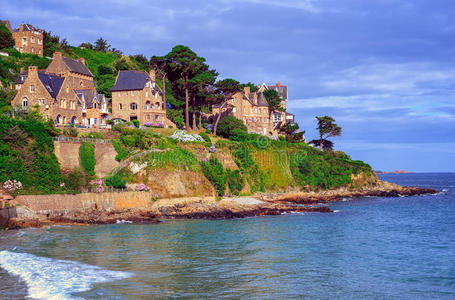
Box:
[310,116,342,150]
[94,37,111,52]
[0,24,14,50]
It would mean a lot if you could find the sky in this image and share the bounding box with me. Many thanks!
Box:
[2,0,455,172]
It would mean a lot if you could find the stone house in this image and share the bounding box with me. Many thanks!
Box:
[211,86,272,135]
[110,70,173,126]
[258,82,288,129]
[12,52,109,127]
[11,23,44,56]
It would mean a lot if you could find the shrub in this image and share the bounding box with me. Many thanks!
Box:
[0,24,14,50]
[199,132,211,143]
[112,139,129,161]
[106,119,114,125]
[226,169,243,196]
[201,157,226,197]
[217,116,247,138]
[169,130,204,142]
[229,128,250,142]
[79,142,96,176]
[132,119,140,128]
[64,168,87,193]
[105,173,126,188]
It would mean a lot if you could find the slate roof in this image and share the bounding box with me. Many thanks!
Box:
[257,92,269,107]
[267,84,288,101]
[110,70,151,92]
[75,88,104,109]
[14,24,39,32]
[62,56,93,77]
[38,73,65,99]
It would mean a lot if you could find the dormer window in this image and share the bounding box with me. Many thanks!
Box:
[94,102,97,109]
[30,85,35,93]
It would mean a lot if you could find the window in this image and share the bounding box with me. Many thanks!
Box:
[233,107,236,113]
[94,102,97,109]
[155,102,160,110]
[80,81,83,87]
[146,91,149,97]
[155,115,159,121]
[125,91,128,96]
[145,101,150,110]
[22,98,29,109]
[131,91,134,96]
[150,103,154,110]
[130,103,137,110]
[30,85,35,93]
[66,86,69,93]
[119,103,123,110]
[31,37,35,43]
[146,115,150,121]
[119,91,122,97]
[22,37,27,45]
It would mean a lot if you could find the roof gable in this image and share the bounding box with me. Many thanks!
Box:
[62,56,93,77]
[37,73,64,99]
[110,70,149,92]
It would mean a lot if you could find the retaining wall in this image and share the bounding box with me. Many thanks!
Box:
[0,207,17,227]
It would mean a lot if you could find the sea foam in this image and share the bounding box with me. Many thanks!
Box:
[0,250,131,299]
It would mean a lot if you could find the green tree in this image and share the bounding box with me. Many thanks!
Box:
[165,45,208,131]
[239,82,258,93]
[188,69,218,130]
[43,30,60,57]
[94,37,110,52]
[217,115,247,138]
[212,78,241,136]
[0,24,14,50]
[310,116,341,150]
[263,89,284,132]
[277,122,305,143]
[150,55,169,113]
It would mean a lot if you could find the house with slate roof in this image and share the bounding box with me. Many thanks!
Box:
[258,82,289,128]
[12,52,109,127]
[210,86,273,135]
[8,22,44,56]
[110,69,173,127]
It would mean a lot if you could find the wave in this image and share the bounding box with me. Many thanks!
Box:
[116,219,133,224]
[0,250,131,299]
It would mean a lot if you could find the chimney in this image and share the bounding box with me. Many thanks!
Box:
[277,82,281,87]
[244,86,250,96]
[53,51,62,60]
[28,66,38,77]
[149,69,156,81]
[19,24,24,31]
[78,57,85,65]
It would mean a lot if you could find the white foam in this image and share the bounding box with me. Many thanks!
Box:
[0,250,131,299]
[333,210,341,213]
[116,219,133,224]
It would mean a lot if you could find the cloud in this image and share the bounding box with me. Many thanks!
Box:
[224,0,320,12]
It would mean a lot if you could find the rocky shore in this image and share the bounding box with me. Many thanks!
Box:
[5,181,437,229]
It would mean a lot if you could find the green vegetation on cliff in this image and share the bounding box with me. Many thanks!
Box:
[0,115,63,194]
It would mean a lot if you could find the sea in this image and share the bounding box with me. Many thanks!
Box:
[0,173,454,299]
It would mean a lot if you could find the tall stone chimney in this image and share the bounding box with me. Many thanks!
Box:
[244,86,250,97]
[277,82,281,87]
[149,69,156,81]
[28,66,38,78]
[53,51,62,61]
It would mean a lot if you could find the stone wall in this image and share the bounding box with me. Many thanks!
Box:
[14,192,215,216]
[0,207,17,227]
[15,192,153,214]
[53,141,119,177]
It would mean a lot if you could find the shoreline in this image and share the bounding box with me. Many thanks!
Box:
[5,181,437,229]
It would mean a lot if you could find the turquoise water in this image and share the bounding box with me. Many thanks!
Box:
[0,173,454,299]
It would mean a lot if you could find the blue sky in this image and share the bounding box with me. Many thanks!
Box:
[2,0,455,172]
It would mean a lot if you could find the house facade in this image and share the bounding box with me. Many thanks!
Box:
[11,23,44,56]
[211,86,272,135]
[110,70,173,126]
[258,82,288,129]
[12,52,109,127]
